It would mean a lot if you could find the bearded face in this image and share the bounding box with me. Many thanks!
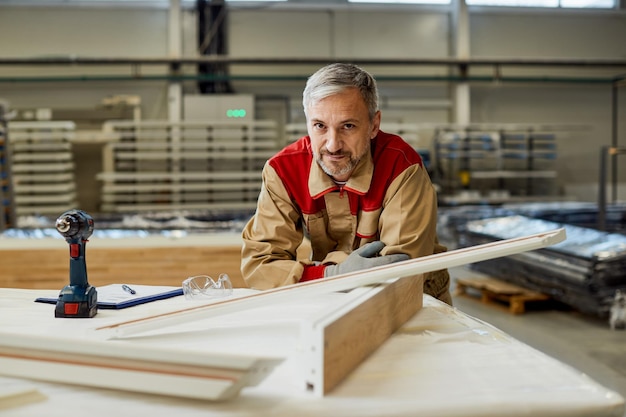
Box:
[306,88,380,182]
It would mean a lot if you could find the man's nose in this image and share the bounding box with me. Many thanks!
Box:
[325,129,342,153]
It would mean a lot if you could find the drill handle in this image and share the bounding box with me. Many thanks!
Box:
[68,240,89,288]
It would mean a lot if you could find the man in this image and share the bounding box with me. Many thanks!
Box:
[241,63,451,304]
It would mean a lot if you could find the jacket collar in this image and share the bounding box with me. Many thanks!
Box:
[308,146,374,199]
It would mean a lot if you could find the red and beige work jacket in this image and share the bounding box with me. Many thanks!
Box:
[241,131,450,300]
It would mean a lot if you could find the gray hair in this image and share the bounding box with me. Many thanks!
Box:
[302,63,379,120]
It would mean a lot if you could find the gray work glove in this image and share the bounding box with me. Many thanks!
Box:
[324,241,410,277]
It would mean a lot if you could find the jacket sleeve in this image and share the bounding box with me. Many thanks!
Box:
[241,162,310,289]
[378,163,440,258]
[378,163,450,300]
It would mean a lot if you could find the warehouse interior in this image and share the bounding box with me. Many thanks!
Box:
[0,0,625,414]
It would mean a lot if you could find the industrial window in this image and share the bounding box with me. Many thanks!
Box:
[463,0,615,7]
[349,0,617,7]
[346,0,451,4]
[349,0,616,5]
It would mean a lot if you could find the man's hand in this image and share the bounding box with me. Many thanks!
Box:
[324,241,410,277]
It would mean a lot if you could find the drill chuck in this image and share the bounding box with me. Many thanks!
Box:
[55,210,94,242]
[56,217,71,234]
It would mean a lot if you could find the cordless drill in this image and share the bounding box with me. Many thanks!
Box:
[54,209,97,318]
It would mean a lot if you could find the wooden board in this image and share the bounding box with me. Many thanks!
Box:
[455,276,551,314]
[96,228,566,339]
[300,274,423,396]
[0,245,245,289]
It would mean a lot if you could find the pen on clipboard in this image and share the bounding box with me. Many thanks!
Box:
[121,284,136,295]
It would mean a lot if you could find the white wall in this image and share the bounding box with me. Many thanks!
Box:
[471,10,626,58]
[0,3,624,205]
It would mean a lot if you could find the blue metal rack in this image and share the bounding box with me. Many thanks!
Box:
[433,127,559,204]
[0,104,16,230]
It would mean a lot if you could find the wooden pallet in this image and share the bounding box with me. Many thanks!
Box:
[454,277,550,314]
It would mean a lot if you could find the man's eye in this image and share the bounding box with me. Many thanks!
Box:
[313,123,325,130]
[344,124,355,129]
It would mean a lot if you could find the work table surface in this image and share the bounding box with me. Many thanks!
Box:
[0,287,624,417]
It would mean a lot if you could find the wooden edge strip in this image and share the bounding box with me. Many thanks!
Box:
[0,333,284,401]
[0,346,241,382]
[95,228,566,339]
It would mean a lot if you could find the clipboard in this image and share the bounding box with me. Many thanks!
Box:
[34,284,183,310]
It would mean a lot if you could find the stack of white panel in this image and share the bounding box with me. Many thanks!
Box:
[8,121,77,216]
[97,120,279,213]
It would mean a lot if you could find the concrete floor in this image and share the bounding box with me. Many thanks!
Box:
[449,266,626,415]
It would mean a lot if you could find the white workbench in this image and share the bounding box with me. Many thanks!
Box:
[0,287,624,417]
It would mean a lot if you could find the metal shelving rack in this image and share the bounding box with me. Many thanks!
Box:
[433,127,558,205]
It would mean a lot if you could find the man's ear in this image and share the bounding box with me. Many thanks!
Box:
[370,110,381,139]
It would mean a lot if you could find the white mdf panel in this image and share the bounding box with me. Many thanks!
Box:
[97,119,278,213]
[8,121,78,216]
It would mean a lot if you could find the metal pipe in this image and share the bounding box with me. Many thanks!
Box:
[611,79,620,203]
[0,56,625,67]
[598,146,626,231]
[598,146,608,231]
[0,74,620,84]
